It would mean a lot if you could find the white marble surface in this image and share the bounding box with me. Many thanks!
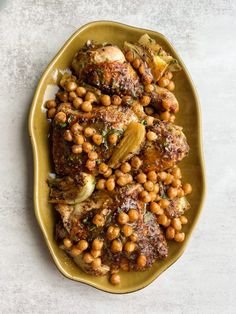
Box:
[1,0,236,313]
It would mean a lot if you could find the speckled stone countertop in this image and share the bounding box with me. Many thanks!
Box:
[0,0,236,313]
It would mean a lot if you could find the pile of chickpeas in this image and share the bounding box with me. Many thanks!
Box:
[46,49,193,286]
[125,50,177,123]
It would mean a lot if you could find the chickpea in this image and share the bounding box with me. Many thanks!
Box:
[180,216,188,225]
[162,99,171,110]
[99,162,108,174]
[172,178,181,188]
[150,202,163,215]
[111,95,122,106]
[140,95,151,106]
[63,130,73,142]
[73,97,83,109]
[91,249,101,258]
[144,180,154,192]
[83,252,94,264]
[139,63,145,75]
[106,226,120,240]
[47,108,56,119]
[139,190,151,203]
[131,156,142,170]
[159,198,170,209]
[77,239,88,251]
[103,168,113,178]
[72,144,82,154]
[100,94,111,106]
[63,238,72,249]
[117,212,129,225]
[124,241,136,253]
[137,255,147,267]
[157,214,168,226]
[115,169,123,177]
[116,176,127,187]
[111,239,123,253]
[84,127,95,137]
[178,188,185,197]
[108,134,118,145]
[167,187,178,199]
[125,173,133,184]
[71,122,83,134]
[69,91,77,101]
[159,171,167,181]
[166,226,175,239]
[160,111,171,121]
[110,273,121,285]
[86,159,96,171]
[132,58,141,69]
[164,71,173,80]
[145,116,154,126]
[125,50,134,62]
[147,171,157,182]
[136,172,147,184]
[174,232,185,243]
[128,209,139,222]
[92,239,104,251]
[164,173,173,185]
[146,131,157,141]
[167,81,175,91]
[87,151,97,161]
[154,183,160,194]
[142,74,153,85]
[91,258,102,270]
[55,112,67,124]
[85,91,97,103]
[120,162,131,174]
[57,91,68,102]
[171,218,182,231]
[92,214,105,227]
[65,81,77,92]
[158,77,169,87]
[145,106,154,115]
[183,183,192,195]
[82,142,93,153]
[70,247,82,257]
[74,134,84,145]
[149,191,156,201]
[130,233,138,242]
[46,99,57,109]
[57,102,72,112]
[76,86,86,98]
[122,225,133,237]
[81,101,92,112]
[92,134,103,145]
[145,84,155,93]
[106,178,115,191]
[122,95,133,105]
[96,179,106,190]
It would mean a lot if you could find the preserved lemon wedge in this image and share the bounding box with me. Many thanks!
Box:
[108,122,145,168]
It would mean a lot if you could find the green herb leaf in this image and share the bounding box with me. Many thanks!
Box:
[60,122,67,128]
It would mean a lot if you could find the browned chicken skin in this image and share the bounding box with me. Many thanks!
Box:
[72,44,143,97]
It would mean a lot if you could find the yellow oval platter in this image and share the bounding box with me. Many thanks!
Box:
[28,21,206,294]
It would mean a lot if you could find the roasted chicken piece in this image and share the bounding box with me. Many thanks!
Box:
[139,120,189,172]
[55,184,167,274]
[72,42,143,97]
[52,105,138,175]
